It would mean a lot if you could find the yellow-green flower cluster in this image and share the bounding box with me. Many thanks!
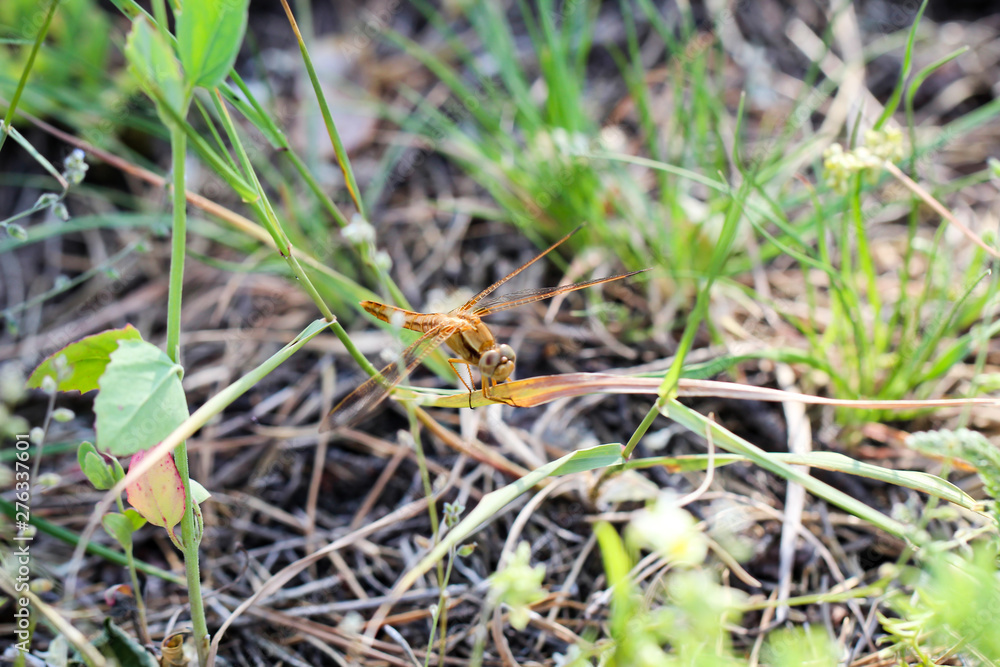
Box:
[823,126,904,194]
[488,542,546,630]
[626,493,708,566]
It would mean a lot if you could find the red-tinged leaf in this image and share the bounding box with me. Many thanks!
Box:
[125,449,185,536]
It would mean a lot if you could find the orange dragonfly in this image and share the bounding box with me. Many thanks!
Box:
[320,226,647,431]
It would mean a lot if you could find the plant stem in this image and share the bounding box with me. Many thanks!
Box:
[113,495,151,645]
[164,125,210,665]
[174,442,209,664]
[0,0,59,156]
[208,90,335,322]
[279,0,365,218]
[165,133,186,364]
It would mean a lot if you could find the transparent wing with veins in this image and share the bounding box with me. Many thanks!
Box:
[320,324,460,431]
[472,269,649,316]
[461,224,584,311]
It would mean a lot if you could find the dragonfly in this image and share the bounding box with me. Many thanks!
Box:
[320,226,647,431]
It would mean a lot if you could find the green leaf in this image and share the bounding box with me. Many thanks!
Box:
[94,339,189,457]
[177,0,249,89]
[190,479,211,505]
[595,521,634,635]
[552,443,625,475]
[123,508,147,532]
[79,441,116,491]
[102,512,136,550]
[111,456,127,484]
[93,618,160,667]
[125,16,185,115]
[77,441,97,470]
[27,325,143,393]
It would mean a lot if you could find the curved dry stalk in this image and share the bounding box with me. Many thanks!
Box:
[424,373,1000,411]
[884,161,1000,259]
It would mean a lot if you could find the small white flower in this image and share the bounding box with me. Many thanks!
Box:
[35,192,59,209]
[373,249,392,273]
[40,375,58,395]
[0,365,25,405]
[342,213,376,245]
[338,611,364,634]
[37,472,62,488]
[53,202,70,221]
[598,125,627,152]
[63,149,89,185]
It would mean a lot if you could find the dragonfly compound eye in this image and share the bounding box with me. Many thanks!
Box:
[481,344,516,382]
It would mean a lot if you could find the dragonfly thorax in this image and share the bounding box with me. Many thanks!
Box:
[480,344,516,382]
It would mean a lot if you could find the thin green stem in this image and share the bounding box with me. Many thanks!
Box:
[622,403,661,461]
[174,442,209,664]
[113,495,151,646]
[408,406,439,537]
[740,584,886,611]
[279,0,365,217]
[2,240,143,320]
[165,132,187,364]
[409,395,447,667]
[0,496,184,583]
[849,184,877,395]
[164,125,210,665]
[210,90,334,322]
[406,404,447,654]
[0,0,59,156]
[431,551,457,667]
[623,175,751,459]
[73,319,333,667]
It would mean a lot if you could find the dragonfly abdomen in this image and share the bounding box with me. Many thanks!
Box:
[362,301,453,333]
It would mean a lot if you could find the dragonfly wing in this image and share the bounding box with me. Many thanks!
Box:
[459,225,583,311]
[473,269,649,316]
[320,324,459,431]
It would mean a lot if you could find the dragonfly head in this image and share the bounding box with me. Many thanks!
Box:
[480,344,516,382]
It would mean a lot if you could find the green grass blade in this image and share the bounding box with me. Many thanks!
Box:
[661,400,909,538]
[628,451,980,511]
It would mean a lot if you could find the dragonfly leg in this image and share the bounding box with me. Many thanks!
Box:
[448,358,476,409]
[500,379,520,407]
[483,377,520,407]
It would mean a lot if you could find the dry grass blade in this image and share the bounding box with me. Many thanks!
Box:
[884,161,1000,259]
[425,374,1000,411]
